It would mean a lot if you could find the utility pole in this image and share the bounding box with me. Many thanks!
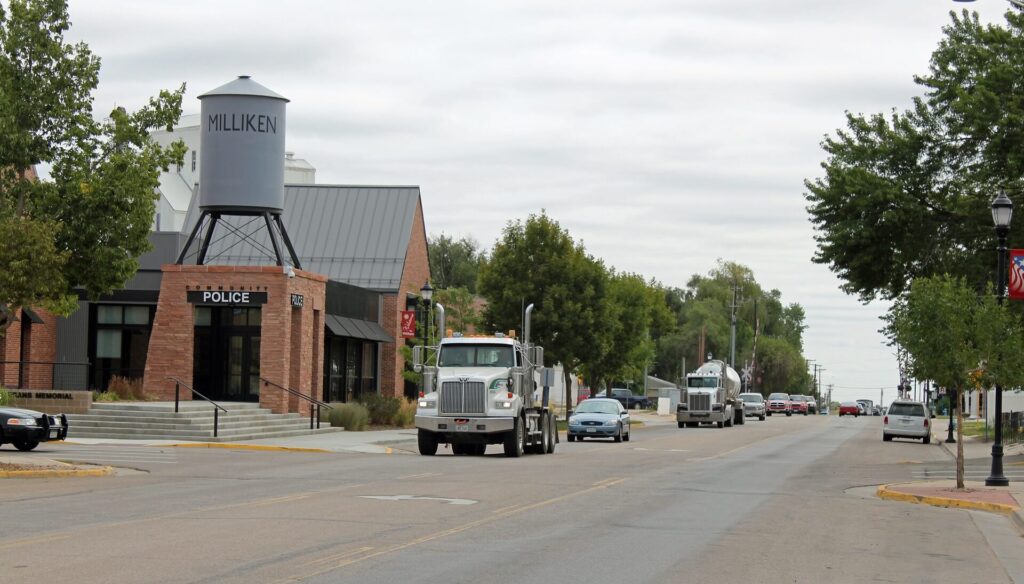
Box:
[729,281,739,368]
[827,384,833,411]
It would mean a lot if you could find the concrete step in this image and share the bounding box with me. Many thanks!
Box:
[67,417,324,432]
[66,426,343,442]
[87,401,263,413]
[68,411,306,424]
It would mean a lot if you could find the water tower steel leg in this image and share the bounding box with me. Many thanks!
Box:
[274,214,302,270]
[177,211,210,264]
[197,213,221,265]
[264,212,285,266]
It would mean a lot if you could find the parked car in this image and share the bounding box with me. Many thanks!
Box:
[0,407,68,451]
[767,392,791,416]
[567,398,631,442]
[789,395,809,415]
[883,400,931,444]
[595,388,651,410]
[838,402,860,417]
[872,406,883,416]
[738,393,766,421]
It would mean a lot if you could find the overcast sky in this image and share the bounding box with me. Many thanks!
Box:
[66,0,1011,406]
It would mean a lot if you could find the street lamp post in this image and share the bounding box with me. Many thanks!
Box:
[987,191,1012,487]
[420,279,434,353]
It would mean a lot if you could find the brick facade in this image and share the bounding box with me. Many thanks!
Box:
[379,198,431,398]
[1,308,58,390]
[141,264,326,414]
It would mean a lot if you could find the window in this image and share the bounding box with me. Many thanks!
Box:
[92,304,154,390]
[96,330,122,359]
[888,403,925,417]
[191,150,197,172]
[688,377,717,388]
[438,344,514,367]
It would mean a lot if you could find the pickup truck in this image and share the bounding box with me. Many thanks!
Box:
[595,388,651,410]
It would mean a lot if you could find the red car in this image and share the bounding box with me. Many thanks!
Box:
[789,395,809,415]
[839,402,860,417]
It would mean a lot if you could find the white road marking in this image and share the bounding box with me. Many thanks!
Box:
[359,495,477,505]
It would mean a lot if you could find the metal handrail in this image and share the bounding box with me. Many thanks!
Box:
[259,377,332,430]
[165,376,228,437]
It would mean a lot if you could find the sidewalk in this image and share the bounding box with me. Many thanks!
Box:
[878,416,1024,534]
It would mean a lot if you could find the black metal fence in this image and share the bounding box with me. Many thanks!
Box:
[0,361,91,391]
[1004,411,1023,446]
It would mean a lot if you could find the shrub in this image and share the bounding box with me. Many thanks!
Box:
[360,393,401,426]
[392,398,416,428]
[324,402,369,431]
[106,375,149,400]
[93,390,119,402]
[0,387,11,406]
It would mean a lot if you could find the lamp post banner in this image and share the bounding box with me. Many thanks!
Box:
[1009,249,1024,300]
[401,310,416,338]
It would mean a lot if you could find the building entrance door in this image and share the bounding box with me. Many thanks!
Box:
[194,307,262,402]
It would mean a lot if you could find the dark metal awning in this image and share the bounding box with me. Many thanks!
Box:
[325,315,394,343]
[21,308,44,323]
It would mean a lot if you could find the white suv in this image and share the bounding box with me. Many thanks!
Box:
[882,400,931,444]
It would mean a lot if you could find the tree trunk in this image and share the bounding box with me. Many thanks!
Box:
[956,386,965,490]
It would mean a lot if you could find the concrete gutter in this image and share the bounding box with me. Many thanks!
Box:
[169,443,331,453]
[877,483,1019,515]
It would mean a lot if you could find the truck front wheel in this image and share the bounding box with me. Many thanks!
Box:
[418,429,438,456]
[504,416,525,458]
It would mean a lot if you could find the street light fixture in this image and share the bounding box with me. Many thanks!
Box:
[987,191,1012,487]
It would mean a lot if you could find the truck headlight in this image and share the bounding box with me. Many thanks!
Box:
[489,379,509,390]
[494,400,513,409]
[417,400,436,409]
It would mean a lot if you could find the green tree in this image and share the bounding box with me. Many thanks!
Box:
[806,10,1024,302]
[478,212,609,409]
[888,274,1024,489]
[583,272,657,395]
[0,0,185,330]
[434,286,480,333]
[756,337,808,395]
[429,233,484,292]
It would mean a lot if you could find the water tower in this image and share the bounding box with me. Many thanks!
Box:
[176,75,301,268]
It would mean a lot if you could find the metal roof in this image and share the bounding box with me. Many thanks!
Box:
[325,315,394,343]
[198,75,289,102]
[180,184,422,292]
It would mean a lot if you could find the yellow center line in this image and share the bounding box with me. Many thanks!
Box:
[491,504,521,514]
[304,546,375,566]
[0,533,69,550]
[283,477,631,582]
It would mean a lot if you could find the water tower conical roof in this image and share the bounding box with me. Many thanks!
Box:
[198,75,289,102]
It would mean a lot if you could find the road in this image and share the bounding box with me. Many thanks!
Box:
[0,415,1018,583]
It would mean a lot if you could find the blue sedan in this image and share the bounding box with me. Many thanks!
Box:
[567,398,631,442]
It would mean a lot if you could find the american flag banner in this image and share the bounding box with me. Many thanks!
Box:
[1009,249,1024,301]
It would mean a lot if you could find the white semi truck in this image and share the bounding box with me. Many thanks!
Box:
[413,304,557,457]
[676,358,745,428]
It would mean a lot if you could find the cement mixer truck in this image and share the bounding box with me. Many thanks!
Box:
[676,358,745,428]
[413,304,557,458]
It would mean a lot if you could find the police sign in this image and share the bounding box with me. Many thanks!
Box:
[187,290,268,306]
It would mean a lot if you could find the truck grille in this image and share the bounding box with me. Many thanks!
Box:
[440,381,486,414]
[688,393,711,412]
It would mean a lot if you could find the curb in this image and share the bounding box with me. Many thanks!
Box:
[876,484,1020,516]
[169,443,331,453]
[0,466,114,479]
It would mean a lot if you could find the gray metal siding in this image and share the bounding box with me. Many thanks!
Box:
[55,301,90,390]
[180,185,420,291]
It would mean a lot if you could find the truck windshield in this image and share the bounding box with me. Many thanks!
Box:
[438,345,514,367]
[687,377,717,388]
[768,393,789,400]
[740,394,762,403]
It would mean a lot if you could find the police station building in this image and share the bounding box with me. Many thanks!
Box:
[0,76,431,415]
